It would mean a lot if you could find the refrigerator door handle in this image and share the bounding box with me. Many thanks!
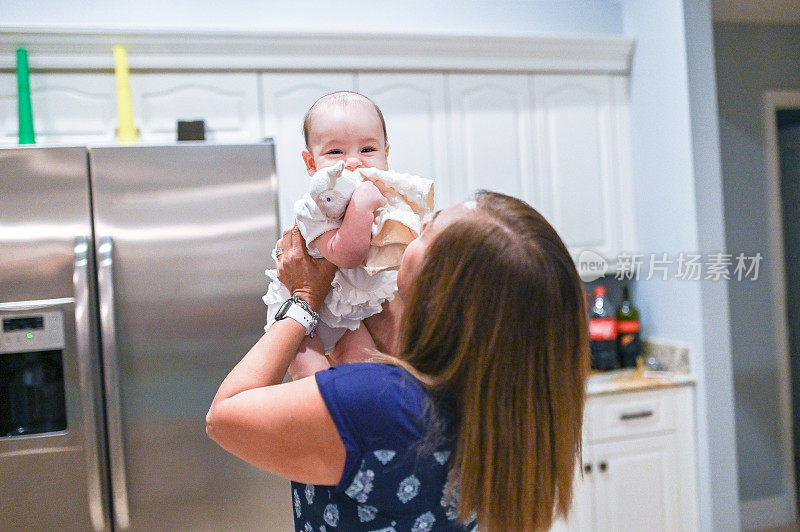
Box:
[97,236,131,530]
[74,236,110,532]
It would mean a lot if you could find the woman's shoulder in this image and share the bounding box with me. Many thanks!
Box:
[314,362,429,438]
[316,361,415,380]
[315,363,425,405]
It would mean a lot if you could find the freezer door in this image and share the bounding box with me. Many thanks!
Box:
[0,147,110,531]
[89,144,290,530]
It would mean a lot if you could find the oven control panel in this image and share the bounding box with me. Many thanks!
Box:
[0,310,65,353]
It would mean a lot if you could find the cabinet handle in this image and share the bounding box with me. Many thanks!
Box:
[620,410,654,421]
[599,462,608,472]
[584,463,592,474]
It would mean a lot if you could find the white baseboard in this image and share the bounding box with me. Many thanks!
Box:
[740,494,796,530]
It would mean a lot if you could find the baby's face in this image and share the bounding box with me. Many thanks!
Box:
[303,103,389,175]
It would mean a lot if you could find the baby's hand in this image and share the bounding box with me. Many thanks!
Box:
[351,180,387,213]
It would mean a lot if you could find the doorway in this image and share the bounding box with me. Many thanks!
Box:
[778,109,800,509]
[764,91,800,525]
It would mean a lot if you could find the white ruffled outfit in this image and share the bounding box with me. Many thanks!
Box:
[263,167,434,352]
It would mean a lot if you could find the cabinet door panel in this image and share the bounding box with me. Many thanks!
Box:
[550,458,595,532]
[531,75,619,260]
[357,73,449,209]
[0,73,116,145]
[131,73,260,143]
[448,75,535,208]
[261,73,356,230]
[593,434,681,532]
[0,74,13,143]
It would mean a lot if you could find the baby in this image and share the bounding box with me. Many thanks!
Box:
[263,91,433,376]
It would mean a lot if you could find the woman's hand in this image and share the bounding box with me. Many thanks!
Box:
[276,226,337,311]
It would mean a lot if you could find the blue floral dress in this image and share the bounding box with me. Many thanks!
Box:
[291,363,475,531]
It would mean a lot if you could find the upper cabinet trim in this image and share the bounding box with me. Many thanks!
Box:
[0,27,634,74]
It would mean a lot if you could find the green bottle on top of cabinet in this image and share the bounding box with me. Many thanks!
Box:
[16,47,35,145]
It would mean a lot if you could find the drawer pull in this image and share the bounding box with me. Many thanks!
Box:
[620,410,654,421]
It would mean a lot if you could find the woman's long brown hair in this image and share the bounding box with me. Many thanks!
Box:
[393,191,589,531]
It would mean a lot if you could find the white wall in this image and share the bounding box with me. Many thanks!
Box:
[621,1,739,530]
[683,1,742,529]
[2,0,623,36]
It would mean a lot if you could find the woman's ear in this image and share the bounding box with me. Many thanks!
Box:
[302,150,316,176]
[384,143,390,160]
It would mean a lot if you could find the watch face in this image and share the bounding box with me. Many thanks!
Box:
[275,299,294,320]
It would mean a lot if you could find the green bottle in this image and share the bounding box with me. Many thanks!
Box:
[16,47,35,145]
[616,285,641,368]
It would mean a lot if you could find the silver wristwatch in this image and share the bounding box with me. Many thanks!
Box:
[274,296,318,336]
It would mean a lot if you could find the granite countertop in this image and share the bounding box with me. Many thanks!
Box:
[587,367,695,396]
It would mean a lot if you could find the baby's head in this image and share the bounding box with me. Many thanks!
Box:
[302,91,389,176]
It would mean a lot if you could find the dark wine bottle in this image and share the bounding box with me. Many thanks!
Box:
[589,285,618,371]
[616,285,642,368]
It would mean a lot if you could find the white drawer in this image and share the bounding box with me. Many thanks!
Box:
[585,388,677,442]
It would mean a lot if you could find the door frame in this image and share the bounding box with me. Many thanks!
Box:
[751,89,800,529]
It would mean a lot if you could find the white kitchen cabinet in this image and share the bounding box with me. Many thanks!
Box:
[0,75,13,143]
[591,434,681,531]
[130,73,261,143]
[549,463,595,532]
[447,74,537,208]
[356,73,450,209]
[551,385,697,532]
[260,73,356,230]
[531,74,635,265]
[0,72,260,147]
[0,73,117,145]
[447,73,635,268]
[0,69,637,270]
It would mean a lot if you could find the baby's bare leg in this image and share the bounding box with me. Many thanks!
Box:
[288,335,330,380]
[329,323,376,365]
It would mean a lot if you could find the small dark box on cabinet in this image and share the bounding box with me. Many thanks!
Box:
[177,120,205,141]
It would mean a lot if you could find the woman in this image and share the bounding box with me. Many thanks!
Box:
[206,191,589,531]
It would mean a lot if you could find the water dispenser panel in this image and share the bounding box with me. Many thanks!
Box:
[0,309,67,437]
[0,311,65,354]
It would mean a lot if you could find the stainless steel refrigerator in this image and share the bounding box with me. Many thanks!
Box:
[0,143,293,530]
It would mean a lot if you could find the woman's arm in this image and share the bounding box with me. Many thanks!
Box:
[314,180,386,269]
[363,296,405,355]
[206,226,344,485]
